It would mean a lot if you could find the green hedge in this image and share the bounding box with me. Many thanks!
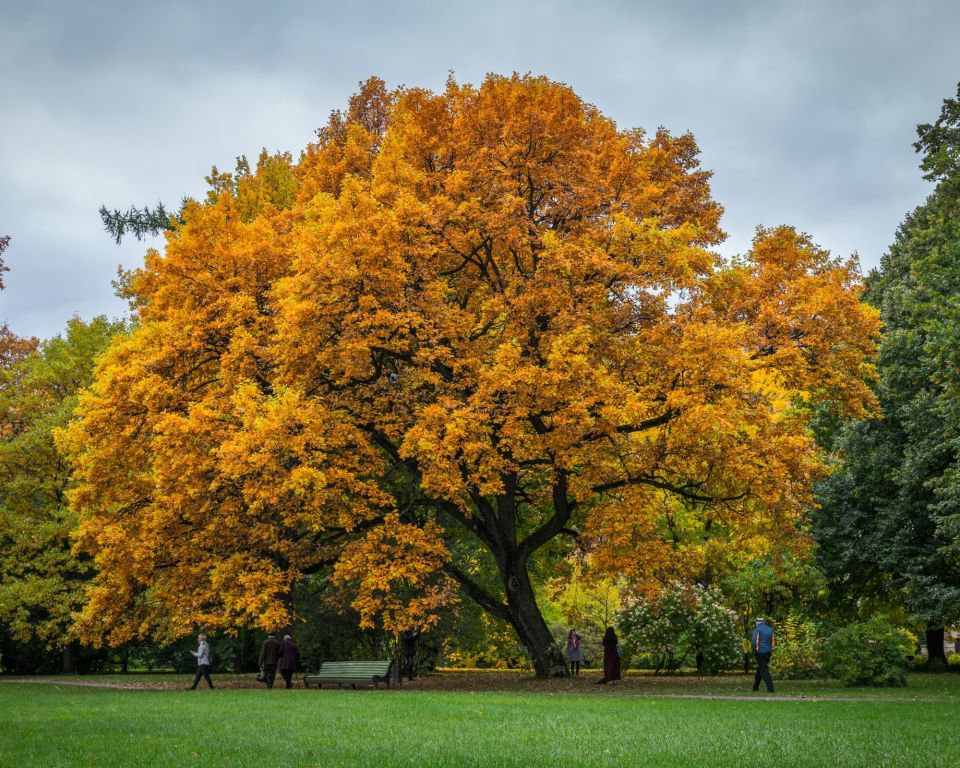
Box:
[823,618,914,687]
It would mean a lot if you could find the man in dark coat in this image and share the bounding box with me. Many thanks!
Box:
[751,617,776,693]
[278,634,300,689]
[259,633,282,689]
[401,630,418,682]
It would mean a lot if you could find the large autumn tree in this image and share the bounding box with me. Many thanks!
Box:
[65,75,879,676]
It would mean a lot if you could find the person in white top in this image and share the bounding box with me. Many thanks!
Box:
[187,633,214,690]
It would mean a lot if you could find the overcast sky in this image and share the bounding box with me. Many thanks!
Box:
[2,0,959,340]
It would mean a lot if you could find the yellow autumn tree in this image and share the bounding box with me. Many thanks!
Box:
[65,75,879,675]
[62,144,391,646]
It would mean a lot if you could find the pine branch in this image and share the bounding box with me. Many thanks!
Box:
[99,203,178,244]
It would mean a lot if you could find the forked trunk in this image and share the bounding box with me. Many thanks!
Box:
[503,558,567,677]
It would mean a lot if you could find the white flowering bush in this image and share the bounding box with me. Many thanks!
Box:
[617,583,740,673]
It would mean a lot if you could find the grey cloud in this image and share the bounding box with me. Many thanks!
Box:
[1,0,958,338]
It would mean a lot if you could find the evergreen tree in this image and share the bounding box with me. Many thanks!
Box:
[814,82,960,661]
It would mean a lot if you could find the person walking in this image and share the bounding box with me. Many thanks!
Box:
[751,617,776,693]
[401,630,418,682]
[566,629,584,676]
[278,634,300,689]
[187,633,214,690]
[259,633,282,689]
[596,626,621,684]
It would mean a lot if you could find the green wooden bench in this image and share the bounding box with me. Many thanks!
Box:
[303,660,393,689]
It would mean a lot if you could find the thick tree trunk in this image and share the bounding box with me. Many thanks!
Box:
[235,627,258,672]
[61,644,75,674]
[926,625,947,664]
[434,473,573,678]
[502,557,567,677]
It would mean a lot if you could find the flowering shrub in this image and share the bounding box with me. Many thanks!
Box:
[617,583,740,674]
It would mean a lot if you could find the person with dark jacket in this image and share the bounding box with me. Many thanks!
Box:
[751,617,776,693]
[401,630,419,681]
[597,626,621,684]
[278,634,300,689]
[259,634,282,689]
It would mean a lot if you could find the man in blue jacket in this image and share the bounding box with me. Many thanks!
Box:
[751,617,775,693]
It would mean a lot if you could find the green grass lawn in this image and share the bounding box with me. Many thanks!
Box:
[2,676,958,767]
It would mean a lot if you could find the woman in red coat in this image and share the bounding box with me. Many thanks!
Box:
[597,626,621,684]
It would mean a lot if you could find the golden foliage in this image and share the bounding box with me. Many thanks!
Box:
[332,514,457,634]
[64,74,880,648]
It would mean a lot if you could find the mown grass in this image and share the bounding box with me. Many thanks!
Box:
[2,677,958,767]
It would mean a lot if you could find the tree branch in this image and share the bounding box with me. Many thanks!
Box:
[428,496,500,555]
[518,469,572,559]
[443,563,510,623]
[592,475,747,504]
